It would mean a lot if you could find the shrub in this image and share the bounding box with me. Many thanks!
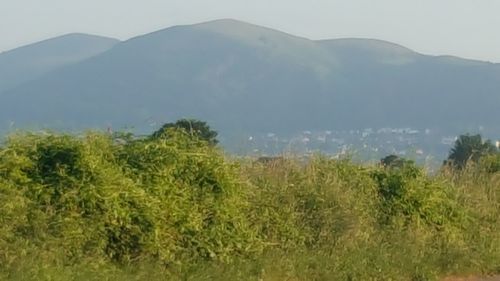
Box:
[0,130,499,280]
[372,161,466,230]
[0,131,260,268]
[478,154,500,174]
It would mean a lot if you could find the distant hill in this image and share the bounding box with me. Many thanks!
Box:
[0,19,499,137]
[0,33,119,93]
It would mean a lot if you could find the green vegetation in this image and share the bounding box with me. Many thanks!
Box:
[151,118,219,145]
[0,129,499,281]
[380,154,415,169]
[446,134,498,169]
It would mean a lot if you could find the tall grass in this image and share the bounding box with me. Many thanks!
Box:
[0,130,499,280]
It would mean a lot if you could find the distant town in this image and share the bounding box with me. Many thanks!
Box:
[227,127,500,167]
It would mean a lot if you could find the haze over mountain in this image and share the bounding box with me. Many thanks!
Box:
[1,19,499,137]
[0,33,119,93]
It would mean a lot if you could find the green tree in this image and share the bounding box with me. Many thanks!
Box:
[380,154,413,169]
[446,134,497,169]
[152,118,219,145]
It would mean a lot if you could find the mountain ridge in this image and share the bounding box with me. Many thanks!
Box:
[0,19,498,138]
[0,33,119,93]
[0,33,119,55]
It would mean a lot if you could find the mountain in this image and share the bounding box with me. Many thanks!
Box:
[0,19,499,137]
[0,33,119,93]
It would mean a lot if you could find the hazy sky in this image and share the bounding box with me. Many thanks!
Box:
[1,0,500,62]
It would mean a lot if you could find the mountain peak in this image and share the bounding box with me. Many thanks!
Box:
[0,32,120,93]
[190,18,308,42]
[51,33,120,42]
[2,33,119,55]
[196,18,248,26]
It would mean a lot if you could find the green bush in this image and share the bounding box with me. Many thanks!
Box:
[0,131,499,280]
[479,153,500,174]
[0,130,260,269]
[372,162,466,229]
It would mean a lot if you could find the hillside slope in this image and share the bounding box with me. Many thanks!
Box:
[0,33,119,93]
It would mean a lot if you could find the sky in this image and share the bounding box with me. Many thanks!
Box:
[1,0,500,62]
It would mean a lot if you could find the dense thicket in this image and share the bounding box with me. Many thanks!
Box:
[0,130,499,280]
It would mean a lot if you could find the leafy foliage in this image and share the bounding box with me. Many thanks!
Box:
[151,119,219,146]
[380,154,415,169]
[0,130,499,281]
[479,153,500,173]
[0,131,257,267]
[372,160,465,228]
[446,134,498,169]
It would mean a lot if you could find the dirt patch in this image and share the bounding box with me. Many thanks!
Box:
[442,276,500,281]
